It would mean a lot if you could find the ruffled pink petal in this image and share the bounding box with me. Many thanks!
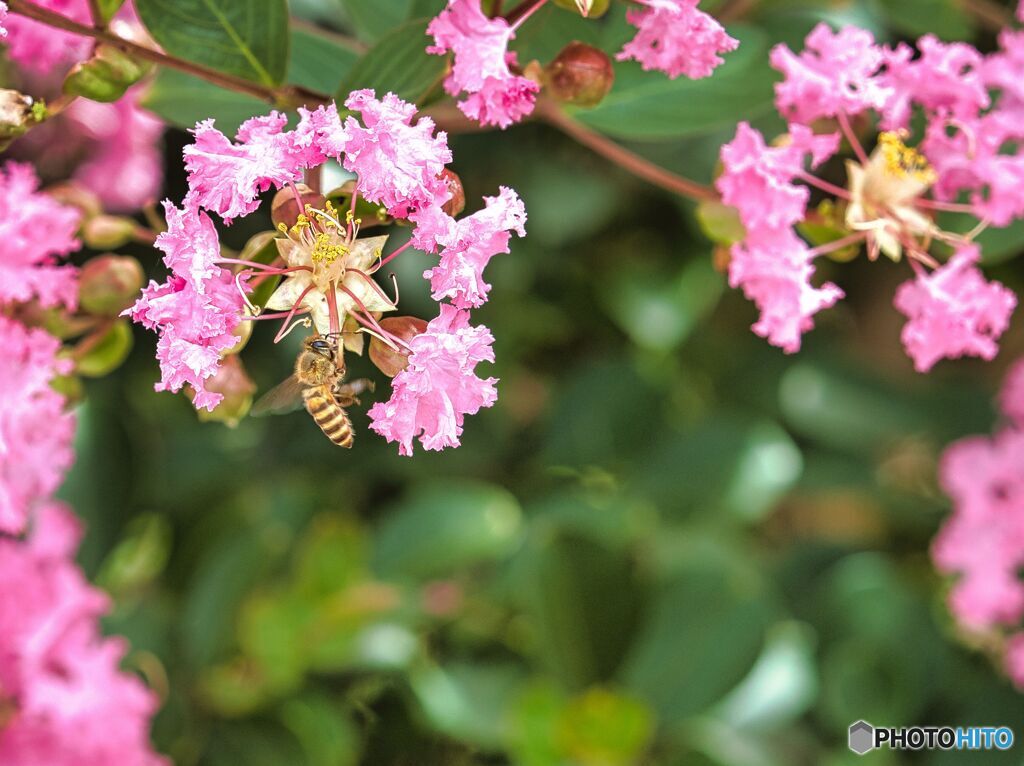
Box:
[617,0,737,80]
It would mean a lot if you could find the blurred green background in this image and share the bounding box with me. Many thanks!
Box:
[62,0,1024,763]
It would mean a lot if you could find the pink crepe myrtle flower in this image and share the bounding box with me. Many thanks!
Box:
[0,318,75,535]
[1000,359,1024,428]
[424,186,527,309]
[1007,633,1024,689]
[125,200,248,411]
[368,304,498,456]
[894,246,1017,373]
[618,0,738,80]
[0,2,7,38]
[427,0,540,129]
[64,90,164,213]
[1,0,92,74]
[184,112,314,223]
[0,162,80,311]
[715,25,1022,368]
[933,427,1024,631]
[0,503,166,765]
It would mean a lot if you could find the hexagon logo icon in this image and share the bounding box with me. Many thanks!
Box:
[849,720,875,755]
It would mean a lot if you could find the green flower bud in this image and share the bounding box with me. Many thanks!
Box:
[78,255,145,316]
[63,45,150,103]
[83,215,137,250]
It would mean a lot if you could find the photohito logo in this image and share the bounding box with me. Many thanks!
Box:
[848,721,1014,755]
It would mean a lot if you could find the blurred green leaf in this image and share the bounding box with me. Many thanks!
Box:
[279,695,362,766]
[372,480,523,581]
[574,27,775,140]
[135,0,289,85]
[97,513,173,594]
[97,0,126,21]
[340,0,412,42]
[621,558,771,723]
[336,19,448,104]
[876,0,976,40]
[557,687,655,766]
[696,201,745,246]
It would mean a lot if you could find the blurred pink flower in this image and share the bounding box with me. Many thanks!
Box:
[1,0,92,74]
[1000,359,1024,428]
[335,89,453,218]
[0,2,7,38]
[0,503,166,766]
[0,162,80,310]
[933,427,1024,630]
[125,200,247,411]
[184,112,311,223]
[427,0,539,128]
[64,90,164,213]
[0,318,75,535]
[1007,633,1024,688]
[770,24,890,124]
[424,186,527,309]
[618,0,738,80]
[894,246,1016,373]
[369,304,498,456]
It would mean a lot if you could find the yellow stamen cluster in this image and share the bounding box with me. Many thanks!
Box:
[879,132,936,183]
[311,232,347,263]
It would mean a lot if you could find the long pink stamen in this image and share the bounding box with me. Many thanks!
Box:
[274,283,316,343]
[837,112,869,166]
[218,257,310,272]
[806,231,867,258]
[797,170,852,200]
[241,309,310,321]
[326,283,341,336]
[336,283,410,351]
[377,240,415,269]
[509,0,547,30]
[915,197,975,214]
[347,268,397,307]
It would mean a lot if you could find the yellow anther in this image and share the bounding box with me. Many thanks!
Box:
[879,131,935,183]
[310,232,347,263]
[276,222,288,233]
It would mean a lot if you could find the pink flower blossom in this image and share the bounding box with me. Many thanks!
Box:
[125,201,247,411]
[770,24,890,125]
[183,112,311,223]
[427,0,540,128]
[424,187,527,308]
[0,2,7,38]
[336,89,453,219]
[0,503,165,765]
[1,0,92,73]
[368,304,498,456]
[880,36,988,130]
[1000,359,1024,428]
[617,0,738,80]
[0,162,80,310]
[893,246,1017,373]
[933,427,1024,630]
[0,318,75,535]
[64,89,164,213]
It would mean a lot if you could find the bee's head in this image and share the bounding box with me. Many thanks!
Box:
[309,337,335,357]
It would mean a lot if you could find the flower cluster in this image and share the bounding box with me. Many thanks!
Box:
[0,504,167,766]
[717,24,1021,371]
[425,0,736,129]
[2,0,92,74]
[129,89,526,454]
[0,161,164,762]
[932,359,1024,687]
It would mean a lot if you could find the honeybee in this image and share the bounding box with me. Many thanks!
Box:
[253,334,374,447]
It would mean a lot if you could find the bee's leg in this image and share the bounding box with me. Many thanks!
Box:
[334,378,375,406]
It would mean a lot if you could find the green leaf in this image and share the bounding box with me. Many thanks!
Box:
[75,320,133,377]
[336,19,448,104]
[134,0,289,85]
[288,28,362,94]
[279,695,361,766]
[574,26,775,140]
[621,558,771,722]
[372,480,523,581]
[877,0,976,41]
[340,0,411,42]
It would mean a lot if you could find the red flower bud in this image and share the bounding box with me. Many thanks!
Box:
[545,42,615,107]
[271,184,326,230]
[369,316,428,377]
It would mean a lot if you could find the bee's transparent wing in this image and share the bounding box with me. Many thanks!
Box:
[251,375,305,416]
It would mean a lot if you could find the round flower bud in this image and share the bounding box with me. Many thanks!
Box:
[45,182,103,219]
[78,255,145,316]
[440,169,466,217]
[192,355,257,427]
[83,214,137,250]
[271,183,326,229]
[369,316,428,377]
[545,42,615,107]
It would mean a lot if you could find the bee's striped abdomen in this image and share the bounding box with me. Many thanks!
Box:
[303,385,354,448]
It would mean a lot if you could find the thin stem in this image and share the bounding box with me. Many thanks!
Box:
[86,0,105,28]
[837,112,869,166]
[955,0,1014,31]
[796,170,852,200]
[242,308,310,321]
[504,0,547,26]
[538,100,718,203]
[806,231,866,258]
[274,283,316,343]
[6,0,330,108]
[915,197,976,214]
